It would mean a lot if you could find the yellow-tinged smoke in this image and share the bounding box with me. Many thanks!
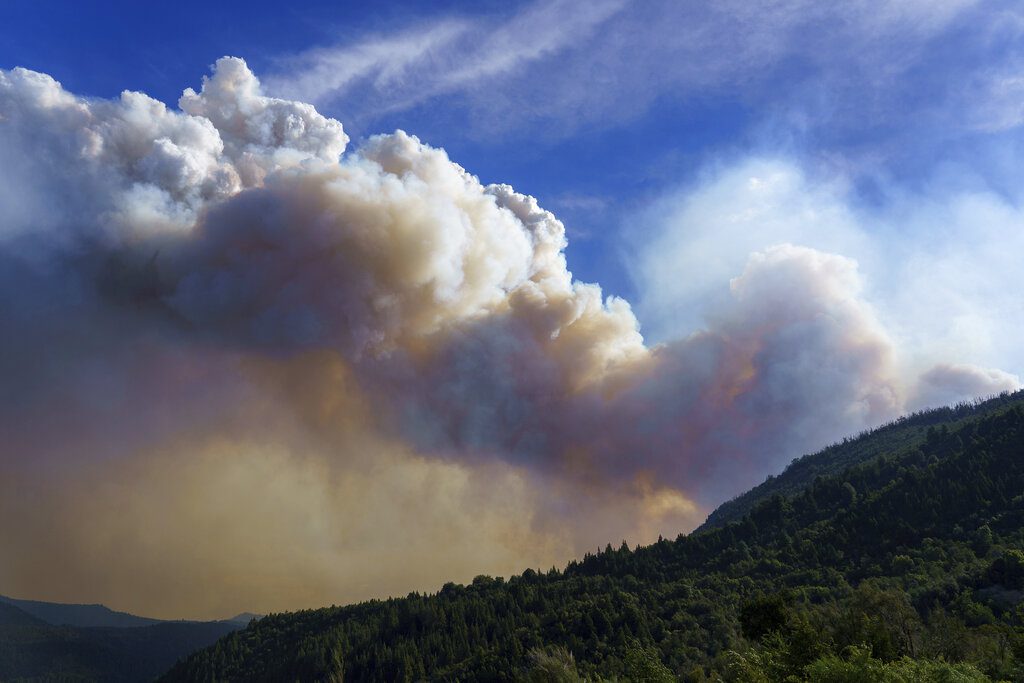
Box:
[0,58,1017,618]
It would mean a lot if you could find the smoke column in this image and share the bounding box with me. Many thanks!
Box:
[0,58,1017,618]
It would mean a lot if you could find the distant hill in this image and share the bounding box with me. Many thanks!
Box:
[699,389,1024,530]
[0,597,245,682]
[162,391,1024,681]
[225,612,263,626]
[0,594,164,628]
[0,602,45,628]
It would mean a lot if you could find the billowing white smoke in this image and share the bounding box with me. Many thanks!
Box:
[0,57,1017,617]
[0,57,345,244]
[914,363,1020,410]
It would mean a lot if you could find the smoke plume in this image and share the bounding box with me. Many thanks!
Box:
[0,58,1017,618]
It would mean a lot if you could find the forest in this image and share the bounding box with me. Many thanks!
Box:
[160,390,1024,681]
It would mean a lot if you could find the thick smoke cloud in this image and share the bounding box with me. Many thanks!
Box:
[0,58,1017,618]
[914,363,1021,410]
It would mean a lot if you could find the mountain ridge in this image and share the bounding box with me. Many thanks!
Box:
[0,599,247,681]
[699,389,1024,531]
[0,594,165,629]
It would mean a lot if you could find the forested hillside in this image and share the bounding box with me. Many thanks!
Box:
[701,391,1024,530]
[163,393,1024,682]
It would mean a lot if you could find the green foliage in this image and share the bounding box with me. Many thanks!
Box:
[703,391,1023,530]
[974,525,994,556]
[803,645,989,682]
[987,549,1024,589]
[739,593,791,641]
[623,639,675,682]
[519,646,581,683]
[161,391,1024,682]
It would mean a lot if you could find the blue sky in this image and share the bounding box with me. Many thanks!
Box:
[2,1,1019,267]
[0,0,742,295]
[4,1,1009,286]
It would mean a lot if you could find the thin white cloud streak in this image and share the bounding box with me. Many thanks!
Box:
[266,0,626,122]
[952,6,1024,132]
[262,0,1009,144]
[963,61,1024,133]
[266,20,471,109]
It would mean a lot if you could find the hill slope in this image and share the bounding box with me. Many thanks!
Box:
[162,393,1024,682]
[0,602,46,628]
[700,390,1024,530]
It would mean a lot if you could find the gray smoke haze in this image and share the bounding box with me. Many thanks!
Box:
[0,58,1017,618]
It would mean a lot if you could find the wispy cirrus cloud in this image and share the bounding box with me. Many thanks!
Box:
[261,0,1019,150]
[264,19,470,109]
[265,0,626,131]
